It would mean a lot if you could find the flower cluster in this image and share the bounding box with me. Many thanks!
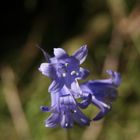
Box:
[38,45,121,128]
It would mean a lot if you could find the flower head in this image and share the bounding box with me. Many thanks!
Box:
[39,45,89,93]
[38,45,121,128]
[80,70,121,120]
[41,86,90,128]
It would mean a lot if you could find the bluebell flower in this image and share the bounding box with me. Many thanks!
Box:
[80,70,121,120]
[41,86,90,128]
[38,45,89,93]
[38,45,121,128]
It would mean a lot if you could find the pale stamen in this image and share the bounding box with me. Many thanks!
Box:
[62,73,66,77]
[65,63,69,67]
[71,71,76,76]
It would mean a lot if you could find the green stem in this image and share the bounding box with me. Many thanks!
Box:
[66,129,71,140]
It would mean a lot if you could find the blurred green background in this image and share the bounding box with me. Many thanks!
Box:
[1,0,140,140]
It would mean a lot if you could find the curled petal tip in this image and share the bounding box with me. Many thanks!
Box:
[73,45,88,64]
[40,106,50,112]
[106,70,121,87]
[38,63,56,78]
[93,107,110,121]
[53,48,68,59]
